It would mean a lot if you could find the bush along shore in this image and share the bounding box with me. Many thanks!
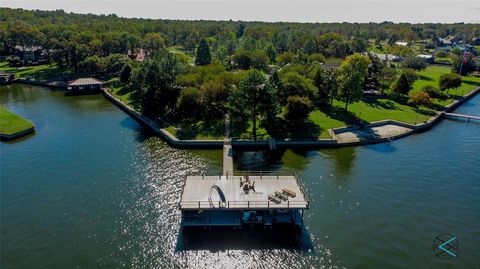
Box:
[0,107,35,141]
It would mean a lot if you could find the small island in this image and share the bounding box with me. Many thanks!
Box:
[0,107,35,141]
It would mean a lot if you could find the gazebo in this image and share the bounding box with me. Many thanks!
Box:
[67,78,103,95]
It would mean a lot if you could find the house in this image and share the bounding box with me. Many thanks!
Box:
[67,78,103,95]
[395,41,410,47]
[14,45,44,62]
[416,54,435,64]
[374,53,402,62]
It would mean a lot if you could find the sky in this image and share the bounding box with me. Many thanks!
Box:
[2,0,480,23]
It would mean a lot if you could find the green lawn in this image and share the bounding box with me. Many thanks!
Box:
[168,46,194,65]
[0,107,34,135]
[107,78,139,110]
[412,65,480,106]
[309,110,345,138]
[435,57,451,64]
[310,98,436,139]
[0,61,72,81]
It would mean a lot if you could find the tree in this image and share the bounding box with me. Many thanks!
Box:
[452,53,475,75]
[392,72,411,96]
[195,38,212,66]
[276,52,295,66]
[401,56,427,71]
[132,51,182,116]
[236,23,246,38]
[280,72,316,102]
[364,52,384,92]
[421,85,447,99]
[176,87,203,119]
[408,92,432,108]
[228,69,279,140]
[439,73,462,94]
[303,38,317,54]
[120,63,132,83]
[201,78,230,120]
[250,50,269,71]
[378,67,398,92]
[143,32,165,53]
[285,95,313,125]
[232,50,251,69]
[265,44,276,64]
[337,53,371,110]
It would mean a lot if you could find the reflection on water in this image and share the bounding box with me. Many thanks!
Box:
[1,85,480,269]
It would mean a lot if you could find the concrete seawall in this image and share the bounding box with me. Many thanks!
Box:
[0,126,35,141]
[102,87,479,150]
[9,72,477,149]
[14,79,67,89]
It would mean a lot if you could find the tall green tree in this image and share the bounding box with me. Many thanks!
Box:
[228,69,279,140]
[143,32,165,53]
[119,63,132,83]
[195,38,211,66]
[392,72,411,96]
[337,53,371,110]
[132,51,182,116]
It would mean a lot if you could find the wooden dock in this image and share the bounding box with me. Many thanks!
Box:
[445,113,480,121]
[223,139,233,175]
[223,114,233,175]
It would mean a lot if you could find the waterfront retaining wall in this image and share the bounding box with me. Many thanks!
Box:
[101,87,479,150]
[0,126,35,141]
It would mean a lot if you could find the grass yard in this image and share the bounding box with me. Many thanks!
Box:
[164,120,224,140]
[309,110,345,138]
[168,46,195,65]
[0,61,73,81]
[412,65,480,107]
[0,107,34,135]
[107,78,140,110]
[310,98,436,139]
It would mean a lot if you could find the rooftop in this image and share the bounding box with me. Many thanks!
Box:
[68,78,103,86]
[179,172,309,210]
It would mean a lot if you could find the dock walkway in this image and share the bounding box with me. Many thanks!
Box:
[445,113,480,121]
[223,114,233,175]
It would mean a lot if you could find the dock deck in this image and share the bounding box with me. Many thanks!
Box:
[179,173,309,210]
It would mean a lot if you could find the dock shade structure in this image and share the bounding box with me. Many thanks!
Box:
[179,171,309,229]
[67,78,103,94]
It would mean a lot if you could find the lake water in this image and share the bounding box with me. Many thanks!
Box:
[1,84,479,269]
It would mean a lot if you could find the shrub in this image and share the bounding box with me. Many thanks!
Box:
[176,87,203,119]
[401,56,427,71]
[408,92,432,108]
[276,52,295,66]
[391,72,411,96]
[421,85,447,99]
[439,73,462,92]
[120,63,132,83]
[285,95,313,123]
[307,53,326,64]
[435,51,448,58]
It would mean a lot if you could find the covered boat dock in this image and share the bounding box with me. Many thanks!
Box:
[179,172,309,228]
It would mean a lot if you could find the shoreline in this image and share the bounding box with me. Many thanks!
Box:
[8,79,480,149]
[0,107,36,141]
[0,126,35,141]
[101,86,480,149]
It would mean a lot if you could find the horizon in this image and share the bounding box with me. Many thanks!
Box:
[2,0,480,24]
